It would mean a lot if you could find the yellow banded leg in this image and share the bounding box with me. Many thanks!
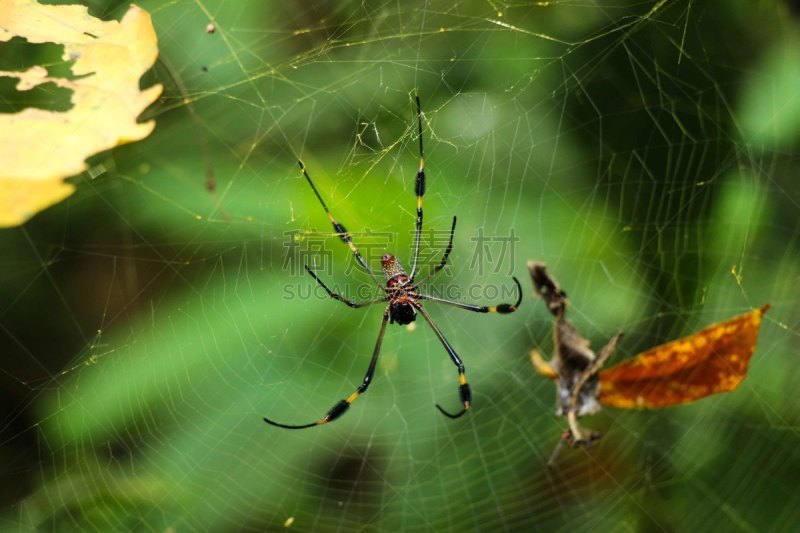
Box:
[459,372,472,411]
[263,310,389,430]
[296,160,383,285]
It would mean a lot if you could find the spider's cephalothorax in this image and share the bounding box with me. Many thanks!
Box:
[263,96,523,430]
[381,253,418,326]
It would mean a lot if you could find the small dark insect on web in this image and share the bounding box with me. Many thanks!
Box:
[528,260,769,466]
[261,96,523,430]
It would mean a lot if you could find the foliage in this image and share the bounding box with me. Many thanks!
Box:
[0,2,160,226]
[1,1,799,531]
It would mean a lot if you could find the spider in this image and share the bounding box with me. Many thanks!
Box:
[263,96,522,429]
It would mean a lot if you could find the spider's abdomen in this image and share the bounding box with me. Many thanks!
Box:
[390,301,417,325]
[382,253,416,324]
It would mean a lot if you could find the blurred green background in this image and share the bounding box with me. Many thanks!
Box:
[2,0,799,530]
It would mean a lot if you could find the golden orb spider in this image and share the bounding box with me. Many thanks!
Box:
[263,97,522,429]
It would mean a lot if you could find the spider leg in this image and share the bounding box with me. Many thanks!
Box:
[297,160,384,288]
[417,276,523,314]
[415,305,472,419]
[263,308,390,430]
[429,215,456,277]
[412,216,456,286]
[304,265,386,308]
[409,95,427,280]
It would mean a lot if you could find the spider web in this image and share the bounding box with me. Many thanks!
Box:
[2,0,800,530]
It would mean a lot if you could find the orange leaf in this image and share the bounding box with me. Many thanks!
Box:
[598,305,770,409]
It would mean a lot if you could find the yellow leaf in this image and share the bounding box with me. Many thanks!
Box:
[0,1,162,227]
